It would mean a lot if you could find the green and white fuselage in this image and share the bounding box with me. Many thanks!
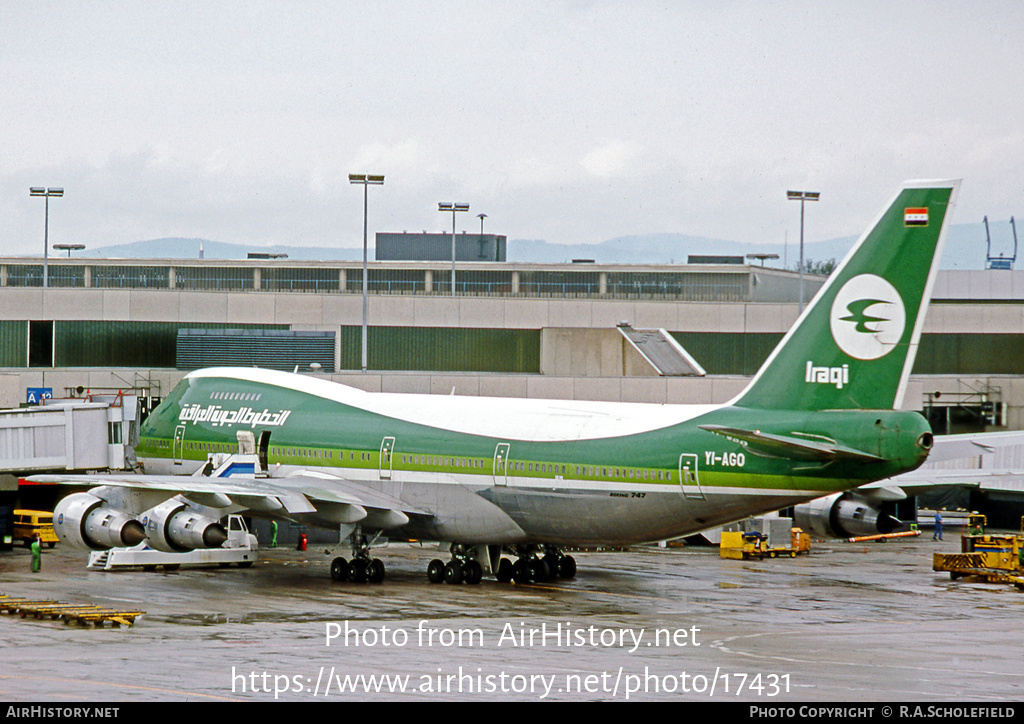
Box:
[134,368,931,545]
[132,180,958,548]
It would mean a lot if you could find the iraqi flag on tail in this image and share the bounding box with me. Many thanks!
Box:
[904,207,929,226]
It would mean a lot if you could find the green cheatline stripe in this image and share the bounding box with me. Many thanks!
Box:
[140,436,851,495]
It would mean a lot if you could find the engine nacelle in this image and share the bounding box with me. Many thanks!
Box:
[53,493,147,550]
[140,499,228,552]
[793,492,902,539]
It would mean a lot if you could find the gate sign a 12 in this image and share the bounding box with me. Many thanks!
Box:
[27,388,52,404]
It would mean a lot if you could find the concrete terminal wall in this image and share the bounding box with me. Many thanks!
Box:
[540,328,662,377]
[7,285,1024,338]
[0,287,806,334]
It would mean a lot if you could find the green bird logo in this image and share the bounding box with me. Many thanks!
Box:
[841,299,889,334]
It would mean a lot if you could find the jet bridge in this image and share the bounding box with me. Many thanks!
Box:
[0,396,136,473]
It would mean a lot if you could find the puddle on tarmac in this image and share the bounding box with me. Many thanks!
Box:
[162,611,339,626]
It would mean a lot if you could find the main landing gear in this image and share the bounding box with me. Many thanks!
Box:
[329,530,386,584]
[427,544,484,585]
[426,544,577,585]
[498,545,576,585]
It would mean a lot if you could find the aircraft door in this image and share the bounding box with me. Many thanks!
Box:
[493,443,511,486]
[173,425,186,465]
[258,430,271,474]
[678,453,705,500]
[379,436,396,479]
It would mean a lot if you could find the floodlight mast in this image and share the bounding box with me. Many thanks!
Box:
[349,174,385,372]
[787,190,819,311]
[30,187,64,289]
[439,202,470,295]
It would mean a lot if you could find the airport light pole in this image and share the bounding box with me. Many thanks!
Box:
[349,174,385,373]
[54,243,85,257]
[477,213,488,261]
[787,190,819,312]
[30,187,64,289]
[746,252,780,267]
[439,202,469,295]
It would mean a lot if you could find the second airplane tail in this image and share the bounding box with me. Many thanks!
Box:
[733,179,960,412]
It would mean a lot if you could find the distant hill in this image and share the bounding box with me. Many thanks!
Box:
[508,222,1010,271]
[79,238,362,262]
[77,221,1013,271]
[506,234,858,267]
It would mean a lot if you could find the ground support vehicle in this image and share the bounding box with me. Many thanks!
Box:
[720,527,810,560]
[87,515,257,572]
[932,515,1024,590]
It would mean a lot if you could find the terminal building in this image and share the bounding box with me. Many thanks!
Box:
[375,232,507,262]
[0,255,1021,438]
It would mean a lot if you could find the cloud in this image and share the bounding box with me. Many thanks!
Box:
[0,3,1021,256]
[581,142,638,179]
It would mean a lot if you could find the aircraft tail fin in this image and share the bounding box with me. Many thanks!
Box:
[732,179,960,411]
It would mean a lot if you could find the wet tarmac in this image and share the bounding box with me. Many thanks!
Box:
[1,535,1023,702]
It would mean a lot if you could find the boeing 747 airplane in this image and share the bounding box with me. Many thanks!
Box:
[39,179,960,585]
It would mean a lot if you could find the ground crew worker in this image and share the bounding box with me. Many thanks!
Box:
[933,511,943,541]
[270,520,278,548]
[31,534,41,573]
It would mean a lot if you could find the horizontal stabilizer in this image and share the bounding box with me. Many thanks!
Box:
[699,424,885,463]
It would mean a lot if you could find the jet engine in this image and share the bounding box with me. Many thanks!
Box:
[793,492,903,539]
[140,499,228,552]
[53,493,147,550]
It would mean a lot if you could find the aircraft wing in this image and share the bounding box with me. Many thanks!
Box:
[855,429,1024,497]
[861,468,1024,496]
[926,429,1024,462]
[27,470,429,528]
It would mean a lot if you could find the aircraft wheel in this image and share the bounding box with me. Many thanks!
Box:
[463,560,483,585]
[496,558,514,583]
[349,558,369,583]
[512,559,531,584]
[163,564,180,572]
[529,558,551,583]
[330,557,349,582]
[427,558,446,583]
[444,560,464,584]
[368,558,386,584]
[558,555,577,579]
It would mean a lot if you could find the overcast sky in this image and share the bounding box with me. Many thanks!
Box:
[2,1,1022,258]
